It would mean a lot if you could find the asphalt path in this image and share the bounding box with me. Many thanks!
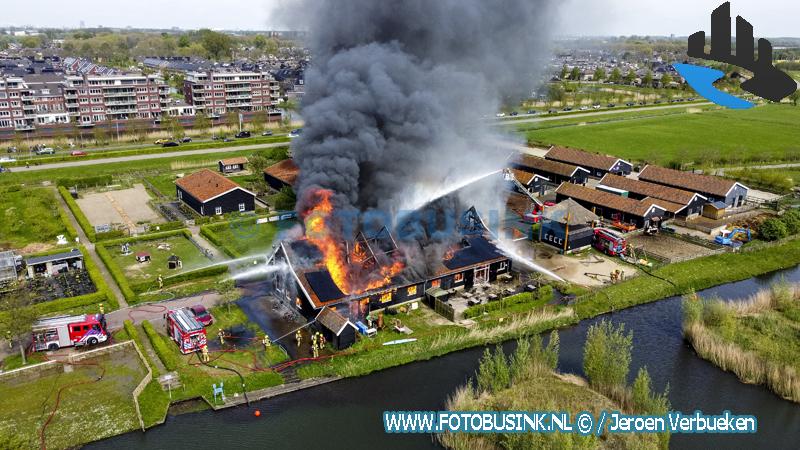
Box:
[9,141,290,172]
[494,101,712,126]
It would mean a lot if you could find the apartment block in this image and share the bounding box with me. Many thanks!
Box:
[184,70,280,115]
[0,76,39,131]
[63,73,170,126]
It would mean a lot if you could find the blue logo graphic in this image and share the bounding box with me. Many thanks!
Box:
[673,64,754,110]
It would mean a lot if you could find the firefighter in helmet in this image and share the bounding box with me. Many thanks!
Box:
[262,333,271,350]
[218,328,225,345]
[201,344,210,363]
[295,329,302,347]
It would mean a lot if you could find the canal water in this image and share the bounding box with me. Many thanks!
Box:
[87,267,800,449]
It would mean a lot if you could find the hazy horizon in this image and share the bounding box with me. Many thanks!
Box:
[3,0,800,38]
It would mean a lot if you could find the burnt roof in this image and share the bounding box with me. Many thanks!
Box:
[599,174,702,205]
[638,165,743,198]
[175,169,251,202]
[545,146,626,171]
[555,182,665,217]
[443,235,505,271]
[515,154,586,177]
[304,270,346,303]
[264,159,299,186]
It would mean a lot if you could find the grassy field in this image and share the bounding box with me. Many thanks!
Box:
[0,348,146,450]
[683,284,800,402]
[0,186,71,251]
[200,216,294,258]
[103,234,209,283]
[525,104,800,166]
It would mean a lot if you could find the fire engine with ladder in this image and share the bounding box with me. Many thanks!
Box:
[31,313,108,351]
[166,308,208,354]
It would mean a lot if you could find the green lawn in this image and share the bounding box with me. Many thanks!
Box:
[0,348,146,449]
[525,104,800,166]
[201,217,294,258]
[0,186,71,250]
[145,173,181,199]
[104,234,209,284]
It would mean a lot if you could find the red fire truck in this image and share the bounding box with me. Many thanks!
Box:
[593,228,627,256]
[166,308,207,354]
[31,314,108,351]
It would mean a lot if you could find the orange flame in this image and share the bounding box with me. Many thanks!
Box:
[303,188,406,295]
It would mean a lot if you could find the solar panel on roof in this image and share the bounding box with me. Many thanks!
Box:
[305,270,346,302]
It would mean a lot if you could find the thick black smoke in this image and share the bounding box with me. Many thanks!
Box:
[284,0,558,236]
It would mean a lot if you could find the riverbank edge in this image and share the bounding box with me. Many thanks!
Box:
[683,317,800,404]
[86,236,800,447]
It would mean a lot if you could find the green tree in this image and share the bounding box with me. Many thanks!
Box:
[198,29,233,60]
[583,320,632,392]
[559,65,568,80]
[0,289,38,366]
[643,70,654,87]
[509,336,532,383]
[178,35,191,48]
[547,83,566,106]
[274,186,296,210]
[93,126,108,145]
[609,67,622,83]
[544,330,560,370]
[593,67,606,82]
[253,34,267,50]
[225,109,240,132]
[790,90,800,106]
[20,35,41,48]
[781,209,800,235]
[624,69,636,85]
[194,112,211,136]
[570,66,582,81]
[660,73,673,87]
[759,217,788,241]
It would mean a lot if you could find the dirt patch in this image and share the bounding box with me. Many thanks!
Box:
[627,233,716,262]
[76,184,164,229]
[508,242,632,287]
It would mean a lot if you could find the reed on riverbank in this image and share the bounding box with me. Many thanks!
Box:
[683,284,800,403]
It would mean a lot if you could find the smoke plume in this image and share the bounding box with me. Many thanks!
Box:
[282,0,559,232]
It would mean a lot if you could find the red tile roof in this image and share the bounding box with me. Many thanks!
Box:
[175,169,244,202]
[516,154,586,177]
[545,146,624,171]
[638,165,741,198]
[555,182,665,217]
[264,159,299,186]
[599,174,702,206]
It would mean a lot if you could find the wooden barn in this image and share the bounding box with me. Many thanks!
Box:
[545,146,632,178]
[638,165,748,208]
[512,154,590,186]
[506,168,550,195]
[315,307,358,350]
[263,159,299,191]
[218,157,248,174]
[597,174,708,218]
[175,169,256,216]
[555,183,666,230]
[539,199,598,252]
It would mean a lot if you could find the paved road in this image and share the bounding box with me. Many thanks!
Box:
[494,101,712,126]
[11,141,290,172]
[105,291,222,331]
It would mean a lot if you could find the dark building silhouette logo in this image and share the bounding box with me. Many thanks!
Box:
[675,2,797,109]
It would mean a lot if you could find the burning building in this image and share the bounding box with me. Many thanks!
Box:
[267,194,512,322]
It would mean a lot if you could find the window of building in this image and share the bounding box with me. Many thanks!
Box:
[499,261,508,271]
[380,292,392,303]
[215,206,222,215]
[430,279,440,288]
[454,273,464,283]
[407,286,417,296]
[238,203,246,212]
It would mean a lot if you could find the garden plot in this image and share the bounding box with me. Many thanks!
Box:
[76,184,163,232]
[626,233,717,263]
[104,234,209,285]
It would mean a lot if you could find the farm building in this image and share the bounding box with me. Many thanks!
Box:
[545,146,632,178]
[0,251,19,284]
[555,183,667,230]
[263,159,299,191]
[638,165,748,208]
[511,154,590,186]
[218,157,248,174]
[267,208,512,329]
[505,168,550,196]
[539,199,598,252]
[175,169,256,216]
[598,174,708,217]
[315,307,358,350]
[25,249,84,278]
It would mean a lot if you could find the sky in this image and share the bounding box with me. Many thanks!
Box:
[4,0,800,37]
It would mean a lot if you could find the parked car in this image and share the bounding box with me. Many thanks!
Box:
[211,135,221,141]
[189,305,214,327]
[592,104,601,109]
[70,151,87,157]
[579,106,589,111]
[36,147,55,155]
[235,131,251,138]
[547,109,558,114]
[654,100,662,104]
[162,141,179,147]
[687,97,696,101]
[495,112,506,118]
[223,137,233,142]
[154,139,167,144]
[6,146,17,153]
[288,128,303,138]
[607,103,616,108]
[262,130,273,136]
[526,109,537,115]
[509,111,518,116]
[0,157,16,163]
[626,102,635,107]
[181,137,192,143]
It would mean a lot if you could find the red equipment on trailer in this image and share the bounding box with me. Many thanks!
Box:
[166,308,207,354]
[31,313,108,351]
[593,228,627,256]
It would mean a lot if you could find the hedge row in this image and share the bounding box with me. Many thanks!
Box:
[142,320,180,372]
[56,197,79,241]
[145,220,186,233]
[199,224,237,258]
[56,174,113,188]
[129,264,229,293]
[124,320,160,377]
[58,185,97,242]
[463,285,555,319]
[96,244,138,303]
